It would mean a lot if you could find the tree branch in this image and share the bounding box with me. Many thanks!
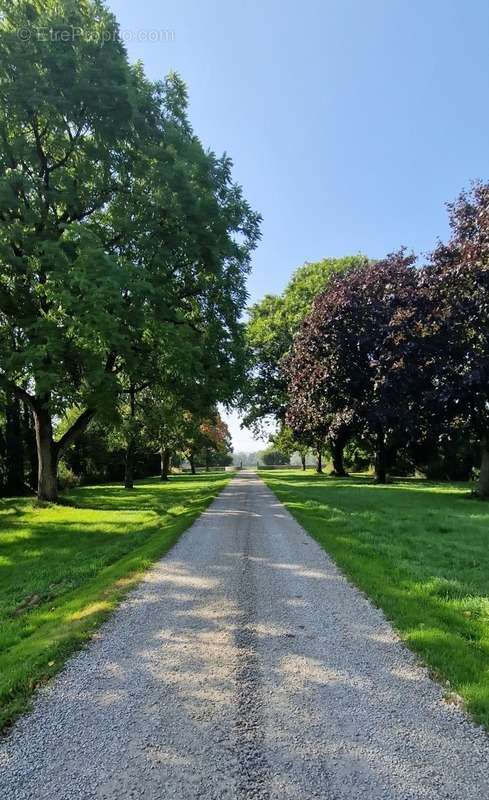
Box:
[161,317,202,335]
[0,377,37,411]
[105,351,118,373]
[121,381,152,395]
[48,121,86,173]
[29,115,49,184]
[55,408,95,455]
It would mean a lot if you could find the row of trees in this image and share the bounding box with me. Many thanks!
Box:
[0,1,259,499]
[245,183,489,498]
[0,390,232,495]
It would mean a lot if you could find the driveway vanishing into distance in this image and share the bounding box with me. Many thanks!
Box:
[2,471,489,800]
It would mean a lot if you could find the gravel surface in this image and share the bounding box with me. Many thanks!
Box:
[2,470,489,799]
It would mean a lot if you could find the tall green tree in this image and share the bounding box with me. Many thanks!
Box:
[0,1,260,500]
[270,425,309,470]
[0,0,141,499]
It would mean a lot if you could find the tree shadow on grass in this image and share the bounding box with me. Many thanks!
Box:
[0,475,228,627]
[64,474,228,513]
[264,470,476,499]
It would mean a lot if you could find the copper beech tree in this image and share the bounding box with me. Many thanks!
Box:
[286,183,489,498]
[419,182,489,498]
[285,252,419,483]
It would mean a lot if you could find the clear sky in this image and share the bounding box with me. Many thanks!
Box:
[109,0,489,450]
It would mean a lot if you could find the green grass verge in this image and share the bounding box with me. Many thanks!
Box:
[260,469,489,729]
[0,472,230,732]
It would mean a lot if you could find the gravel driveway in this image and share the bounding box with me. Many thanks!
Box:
[2,470,489,799]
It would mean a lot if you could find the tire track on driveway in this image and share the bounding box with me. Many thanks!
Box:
[234,484,270,800]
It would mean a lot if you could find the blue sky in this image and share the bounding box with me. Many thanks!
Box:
[109,0,489,450]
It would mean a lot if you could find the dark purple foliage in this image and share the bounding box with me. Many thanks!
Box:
[285,251,419,480]
[417,181,489,495]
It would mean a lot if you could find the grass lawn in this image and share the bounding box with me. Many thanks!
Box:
[260,469,489,730]
[0,472,230,732]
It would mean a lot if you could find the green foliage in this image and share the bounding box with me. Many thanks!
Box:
[0,0,137,412]
[344,440,371,472]
[0,391,36,496]
[244,255,368,429]
[281,255,370,333]
[0,0,260,499]
[203,449,233,467]
[260,447,290,465]
[262,470,489,730]
[244,294,289,426]
[55,410,131,484]
[413,428,478,482]
[0,472,230,730]
[57,460,80,490]
[271,424,309,459]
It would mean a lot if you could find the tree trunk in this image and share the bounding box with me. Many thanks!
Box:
[316,450,323,474]
[5,394,25,495]
[33,408,58,502]
[124,386,136,490]
[124,443,135,489]
[331,438,348,477]
[189,453,196,475]
[301,453,306,471]
[160,446,170,481]
[12,384,93,502]
[24,404,38,491]
[375,429,387,484]
[70,439,83,477]
[479,438,489,499]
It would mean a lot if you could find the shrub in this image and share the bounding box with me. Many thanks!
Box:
[57,462,81,491]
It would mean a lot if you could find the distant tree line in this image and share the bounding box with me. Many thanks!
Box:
[0,1,259,500]
[244,183,489,498]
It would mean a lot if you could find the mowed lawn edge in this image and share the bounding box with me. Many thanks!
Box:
[260,469,489,732]
[0,472,231,733]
